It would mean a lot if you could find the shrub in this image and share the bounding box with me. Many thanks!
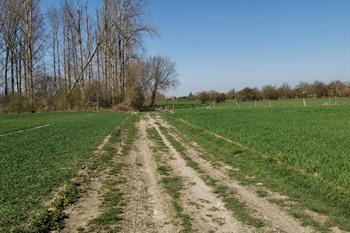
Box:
[124,86,145,110]
[1,94,37,113]
[198,92,210,104]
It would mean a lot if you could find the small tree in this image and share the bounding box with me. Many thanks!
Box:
[262,85,279,100]
[236,87,262,101]
[125,86,145,110]
[226,89,235,99]
[198,91,210,104]
[214,93,226,103]
[148,55,178,107]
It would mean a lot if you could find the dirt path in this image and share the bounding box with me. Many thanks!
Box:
[155,115,316,233]
[58,114,341,233]
[148,116,252,233]
[120,119,177,233]
[59,120,177,233]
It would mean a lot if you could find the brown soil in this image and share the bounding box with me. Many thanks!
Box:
[119,119,177,233]
[60,177,104,233]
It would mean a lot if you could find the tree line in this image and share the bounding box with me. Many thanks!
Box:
[0,0,177,113]
[193,80,350,104]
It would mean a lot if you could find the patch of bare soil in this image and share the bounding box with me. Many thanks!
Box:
[119,119,177,233]
[58,134,112,233]
[156,116,316,233]
[58,119,178,233]
[148,116,252,233]
[60,177,103,233]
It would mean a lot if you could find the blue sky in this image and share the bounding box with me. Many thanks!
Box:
[143,0,350,96]
[44,0,350,96]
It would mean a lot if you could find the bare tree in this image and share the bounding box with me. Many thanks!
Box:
[85,0,93,82]
[97,0,156,104]
[22,0,43,103]
[0,0,157,111]
[1,0,21,96]
[48,6,61,89]
[147,55,178,107]
[0,0,5,95]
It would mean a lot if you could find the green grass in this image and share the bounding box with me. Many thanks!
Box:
[145,99,201,110]
[0,112,128,232]
[149,96,350,111]
[163,105,350,230]
[255,189,269,198]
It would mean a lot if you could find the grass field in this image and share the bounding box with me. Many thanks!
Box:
[0,112,126,232]
[153,97,350,110]
[2,100,350,232]
[163,103,350,230]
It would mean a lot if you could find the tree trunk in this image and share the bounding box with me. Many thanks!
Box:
[52,29,57,87]
[150,85,158,107]
[85,2,93,82]
[63,21,68,90]
[24,0,34,104]
[18,43,23,94]
[10,48,15,94]
[56,32,61,88]
[15,48,19,93]
[4,46,9,97]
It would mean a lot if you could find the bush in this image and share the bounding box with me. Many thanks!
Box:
[214,93,226,103]
[1,94,37,113]
[198,92,210,104]
[197,91,226,104]
[83,81,100,106]
[124,86,145,110]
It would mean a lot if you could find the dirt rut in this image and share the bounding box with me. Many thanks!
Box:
[60,177,103,233]
[148,116,252,233]
[120,119,177,233]
[156,115,316,233]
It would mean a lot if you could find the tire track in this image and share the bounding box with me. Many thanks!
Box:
[156,115,316,233]
[0,124,52,137]
[120,119,177,233]
[148,115,252,233]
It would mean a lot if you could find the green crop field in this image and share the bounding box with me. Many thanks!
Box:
[0,112,127,232]
[2,101,350,232]
[163,104,350,229]
[154,97,350,110]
